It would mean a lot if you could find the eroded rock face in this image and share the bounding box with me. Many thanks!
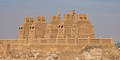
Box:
[79,46,120,60]
[45,52,58,60]
[80,48,103,60]
[1,47,120,60]
[102,49,120,60]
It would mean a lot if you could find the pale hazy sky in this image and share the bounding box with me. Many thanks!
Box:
[0,0,120,43]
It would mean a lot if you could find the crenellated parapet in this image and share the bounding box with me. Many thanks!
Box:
[16,10,114,50]
[36,16,46,22]
[18,10,95,39]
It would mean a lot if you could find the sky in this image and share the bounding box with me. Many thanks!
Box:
[0,0,120,43]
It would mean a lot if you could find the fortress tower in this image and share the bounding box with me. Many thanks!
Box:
[18,25,24,39]
[35,16,46,38]
[18,17,34,39]
[63,10,95,38]
[76,14,95,38]
[28,24,36,39]
[57,22,65,38]
[64,10,78,38]
[49,12,62,38]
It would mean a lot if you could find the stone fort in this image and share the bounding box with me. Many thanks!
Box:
[0,10,114,53]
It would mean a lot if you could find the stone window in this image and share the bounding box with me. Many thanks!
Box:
[61,26,63,28]
[80,17,82,19]
[84,17,87,19]
[58,26,60,28]
[38,19,41,21]
[31,20,33,22]
[42,19,45,21]
[58,25,63,28]
[21,27,23,29]
[30,26,31,29]
[19,27,23,30]
[73,13,75,14]
[26,20,29,22]
[32,27,34,29]
[19,27,20,30]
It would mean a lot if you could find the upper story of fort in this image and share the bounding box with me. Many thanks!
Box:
[18,10,95,39]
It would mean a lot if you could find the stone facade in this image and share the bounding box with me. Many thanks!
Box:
[17,10,114,50]
[18,10,95,39]
[0,10,114,53]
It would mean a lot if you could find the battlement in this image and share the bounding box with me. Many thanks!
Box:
[64,14,76,20]
[77,14,88,20]
[64,11,88,21]
[36,16,46,23]
[50,16,61,21]
[18,25,24,30]
[70,10,76,14]
[18,10,95,39]
[24,17,34,23]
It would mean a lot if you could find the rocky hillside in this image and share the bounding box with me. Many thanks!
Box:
[0,46,120,60]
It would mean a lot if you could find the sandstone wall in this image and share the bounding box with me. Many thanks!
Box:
[0,39,18,54]
[18,38,114,51]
